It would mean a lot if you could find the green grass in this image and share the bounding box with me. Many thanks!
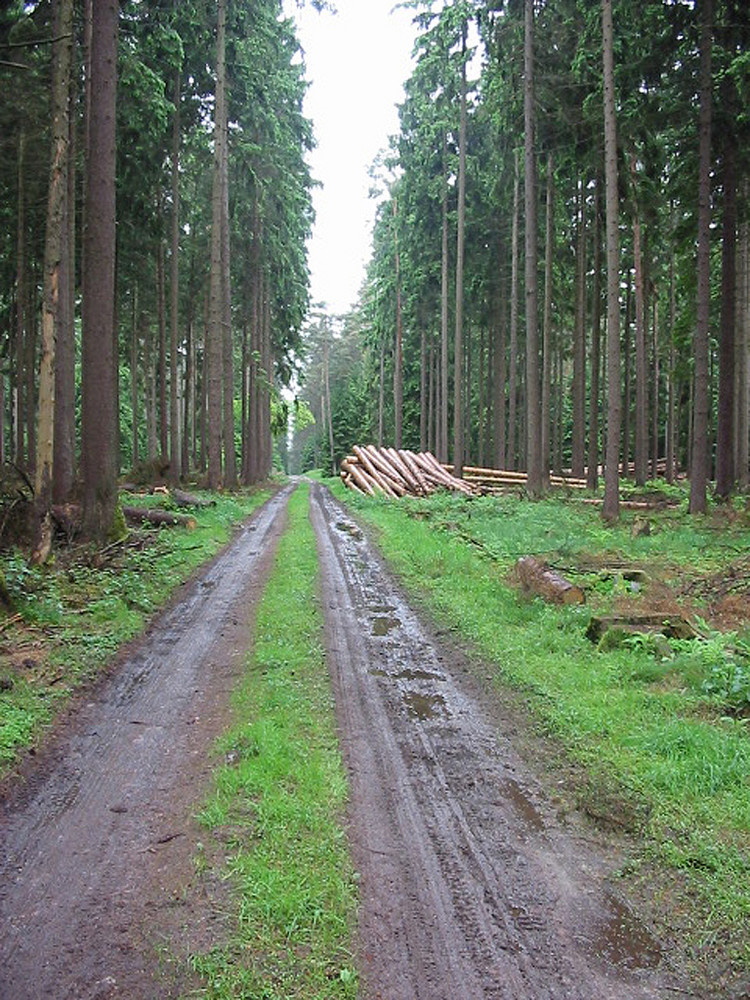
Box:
[186,482,358,1000]
[0,488,272,769]
[331,479,750,978]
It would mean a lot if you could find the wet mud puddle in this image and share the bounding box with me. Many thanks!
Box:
[317,484,673,1000]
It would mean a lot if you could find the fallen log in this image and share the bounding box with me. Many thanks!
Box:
[121,506,197,529]
[586,613,697,643]
[171,489,216,508]
[515,556,585,605]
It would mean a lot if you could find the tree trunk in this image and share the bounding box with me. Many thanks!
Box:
[630,152,648,486]
[572,177,586,479]
[453,25,467,479]
[207,0,226,488]
[715,129,737,497]
[439,142,449,463]
[737,181,749,488]
[690,0,713,514]
[587,177,602,490]
[33,0,73,563]
[53,41,77,504]
[15,128,26,469]
[508,150,520,470]
[493,242,507,470]
[393,197,403,450]
[651,295,660,479]
[81,0,119,540]
[157,238,168,460]
[420,326,427,453]
[169,66,181,485]
[221,89,237,489]
[602,0,621,522]
[525,0,542,495]
[542,152,554,488]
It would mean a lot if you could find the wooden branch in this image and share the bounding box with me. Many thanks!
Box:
[586,614,697,643]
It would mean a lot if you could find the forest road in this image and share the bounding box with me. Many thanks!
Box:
[0,485,293,1000]
[1,480,684,1000]
[309,480,681,1000]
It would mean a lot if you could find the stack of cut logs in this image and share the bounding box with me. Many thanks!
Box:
[446,465,587,492]
[341,446,474,497]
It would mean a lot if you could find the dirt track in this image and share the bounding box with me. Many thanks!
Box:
[0,487,291,999]
[0,482,684,999]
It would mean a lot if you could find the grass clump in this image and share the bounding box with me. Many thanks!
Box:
[188,482,358,1000]
[0,487,272,772]
[331,480,750,979]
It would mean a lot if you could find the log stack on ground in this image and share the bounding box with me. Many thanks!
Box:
[444,464,587,492]
[341,446,475,497]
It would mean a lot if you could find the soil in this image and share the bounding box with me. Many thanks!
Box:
[0,482,705,999]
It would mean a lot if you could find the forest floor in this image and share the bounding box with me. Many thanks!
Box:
[0,479,746,998]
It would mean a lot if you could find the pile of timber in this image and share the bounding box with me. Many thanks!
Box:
[341,446,475,497]
[444,464,588,492]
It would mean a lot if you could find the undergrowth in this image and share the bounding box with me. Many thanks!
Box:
[0,488,271,770]
[187,482,357,1000]
[332,478,750,982]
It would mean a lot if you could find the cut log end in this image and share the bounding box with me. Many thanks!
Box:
[515,556,585,606]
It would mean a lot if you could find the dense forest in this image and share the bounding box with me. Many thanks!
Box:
[296,0,750,523]
[0,0,315,553]
[2,0,749,560]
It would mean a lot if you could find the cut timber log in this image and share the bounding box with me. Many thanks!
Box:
[121,506,197,529]
[171,489,216,508]
[586,613,697,643]
[516,556,585,605]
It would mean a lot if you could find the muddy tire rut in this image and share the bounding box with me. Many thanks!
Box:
[310,482,678,1000]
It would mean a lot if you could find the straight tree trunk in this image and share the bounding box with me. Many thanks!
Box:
[393,197,403,450]
[169,66,181,484]
[453,25,467,479]
[667,252,677,482]
[221,98,237,489]
[602,0,621,522]
[493,246,507,470]
[690,0,713,514]
[571,177,586,478]
[587,178,602,490]
[15,128,26,469]
[715,131,737,497]
[420,326,427,452]
[81,0,119,540]
[157,238,168,460]
[737,183,749,488]
[651,295,660,479]
[622,278,632,475]
[508,150,520,470]
[439,144,449,463]
[53,49,77,504]
[630,152,648,485]
[33,0,73,563]
[525,0,542,495]
[542,152,554,488]
[207,0,226,488]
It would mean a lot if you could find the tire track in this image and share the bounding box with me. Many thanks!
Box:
[310,482,675,1000]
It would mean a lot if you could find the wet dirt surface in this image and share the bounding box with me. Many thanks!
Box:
[310,482,680,1000]
[0,486,292,1000]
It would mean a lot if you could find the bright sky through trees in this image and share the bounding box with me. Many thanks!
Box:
[287,1,416,315]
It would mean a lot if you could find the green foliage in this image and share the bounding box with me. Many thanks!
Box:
[189,484,357,999]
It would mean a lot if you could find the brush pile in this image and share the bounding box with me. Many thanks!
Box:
[341,445,474,497]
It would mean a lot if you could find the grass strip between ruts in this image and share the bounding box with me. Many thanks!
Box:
[188,482,358,999]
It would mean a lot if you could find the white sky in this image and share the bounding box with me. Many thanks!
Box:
[287,1,417,316]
